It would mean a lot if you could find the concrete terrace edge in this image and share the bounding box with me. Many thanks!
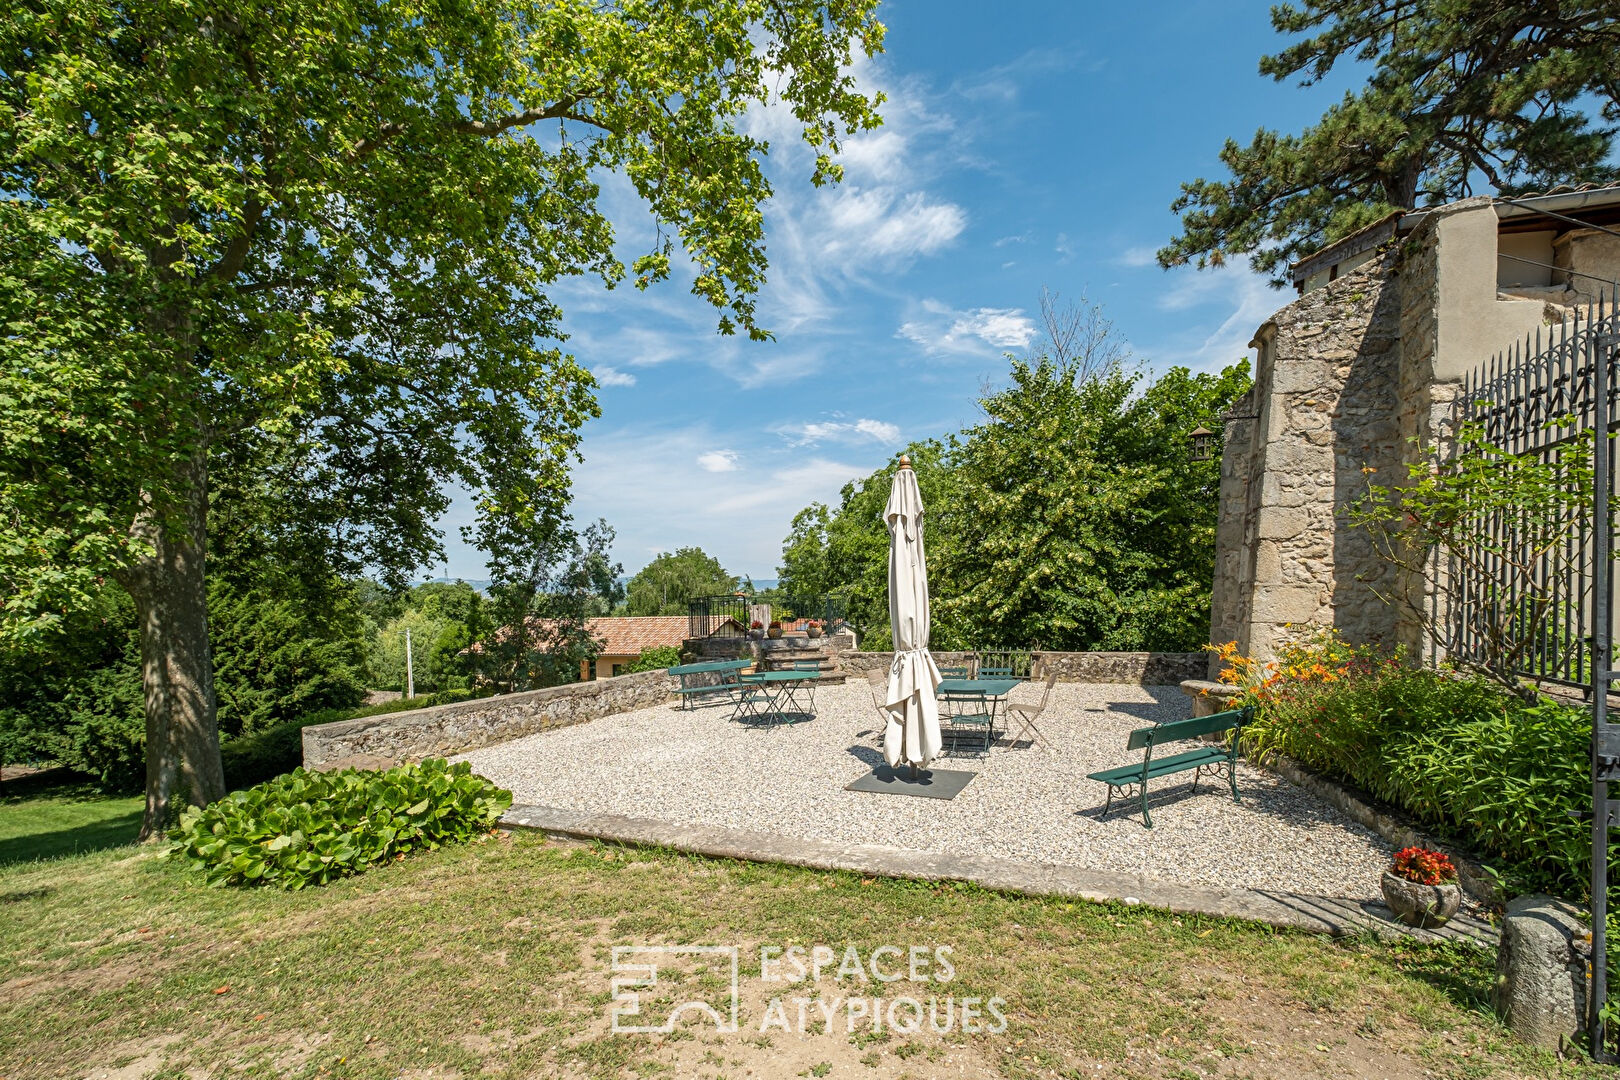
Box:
[500,803,1496,947]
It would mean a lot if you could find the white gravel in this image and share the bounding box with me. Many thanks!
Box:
[457,681,1395,900]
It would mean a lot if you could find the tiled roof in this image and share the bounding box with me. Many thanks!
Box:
[585,616,689,655]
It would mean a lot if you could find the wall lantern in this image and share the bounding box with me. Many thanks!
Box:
[1188,425,1217,462]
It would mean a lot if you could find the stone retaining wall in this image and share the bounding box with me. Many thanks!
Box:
[839,651,1205,684]
[301,669,677,771]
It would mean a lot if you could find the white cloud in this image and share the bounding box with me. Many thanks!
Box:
[593,365,637,387]
[697,449,740,473]
[781,416,902,446]
[821,188,966,262]
[1131,256,1287,373]
[1118,244,1159,268]
[897,299,1038,356]
[853,418,901,442]
[564,424,881,579]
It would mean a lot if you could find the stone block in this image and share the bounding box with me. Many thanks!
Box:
[1255,506,1311,541]
[1253,586,1322,625]
[1492,894,1589,1050]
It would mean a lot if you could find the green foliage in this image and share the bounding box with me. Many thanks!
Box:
[1160,3,1620,280]
[210,574,368,736]
[1349,420,1593,696]
[168,760,513,889]
[778,336,1252,651]
[478,520,622,691]
[1242,656,1604,900]
[778,441,954,651]
[935,359,1249,651]
[624,548,739,616]
[0,0,886,640]
[625,646,682,674]
[0,588,146,788]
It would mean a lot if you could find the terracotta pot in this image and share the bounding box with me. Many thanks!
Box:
[767,627,783,639]
[806,625,823,639]
[1380,871,1461,928]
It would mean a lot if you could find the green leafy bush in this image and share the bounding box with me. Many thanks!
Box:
[169,759,513,889]
[626,646,682,673]
[1237,652,1607,899]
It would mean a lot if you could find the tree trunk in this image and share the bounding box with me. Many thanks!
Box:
[118,451,226,841]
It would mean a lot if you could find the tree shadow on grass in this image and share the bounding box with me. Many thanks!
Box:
[0,767,144,867]
[0,806,145,867]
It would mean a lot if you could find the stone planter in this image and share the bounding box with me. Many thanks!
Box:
[767,627,784,639]
[1380,871,1461,928]
[748,629,764,640]
[807,625,823,639]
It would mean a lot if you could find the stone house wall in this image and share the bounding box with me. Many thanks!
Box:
[1210,197,1598,665]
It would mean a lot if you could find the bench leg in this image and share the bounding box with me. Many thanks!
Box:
[1190,765,1200,795]
[1100,786,1115,821]
[1139,780,1153,829]
[1228,754,1241,804]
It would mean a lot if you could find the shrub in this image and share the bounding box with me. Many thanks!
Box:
[1215,633,1610,900]
[626,646,681,673]
[169,759,513,889]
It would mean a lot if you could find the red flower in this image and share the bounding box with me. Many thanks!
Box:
[1390,847,1457,886]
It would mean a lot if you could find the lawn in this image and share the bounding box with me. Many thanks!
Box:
[0,781,1605,1080]
[0,769,143,867]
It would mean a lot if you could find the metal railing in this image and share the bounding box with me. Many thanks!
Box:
[686,594,849,639]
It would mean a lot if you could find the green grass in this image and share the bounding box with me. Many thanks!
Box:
[0,822,1609,1080]
[0,769,142,866]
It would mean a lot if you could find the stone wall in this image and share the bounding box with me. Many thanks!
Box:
[1210,250,1406,663]
[301,669,677,770]
[839,651,1205,684]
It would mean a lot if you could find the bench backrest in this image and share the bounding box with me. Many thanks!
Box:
[1125,706,1252,751]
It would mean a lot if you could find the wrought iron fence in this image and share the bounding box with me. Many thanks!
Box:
[686,594,849,639]
[686,595,752,640]
[1454,286,1620,1057]
[973,647,1036,680]
[1451,289,1619,688]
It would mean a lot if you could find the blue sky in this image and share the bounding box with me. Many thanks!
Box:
[436,1,1358,583]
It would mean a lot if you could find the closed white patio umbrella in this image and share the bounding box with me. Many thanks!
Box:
[882,455,943,771]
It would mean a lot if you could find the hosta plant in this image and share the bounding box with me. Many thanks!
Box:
[169,759,512,889]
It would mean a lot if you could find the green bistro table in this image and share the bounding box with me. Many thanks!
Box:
[736,670,821,724]
[935,678,1020,747]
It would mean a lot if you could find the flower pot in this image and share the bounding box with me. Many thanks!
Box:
[748,629,764,640]
[806,625,823,639]
[767,627,783,639]
[1380,871,1461,928]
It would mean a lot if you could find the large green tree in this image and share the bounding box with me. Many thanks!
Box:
[1160,2,1620,281]
[0,0,883,837]
[624,546,739,616]
[934,359,1251,651]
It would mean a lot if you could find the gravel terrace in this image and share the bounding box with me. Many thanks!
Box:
[458,681,1395,900]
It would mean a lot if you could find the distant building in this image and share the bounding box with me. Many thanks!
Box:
[1211,186,1620,665]
[579,616,690,680]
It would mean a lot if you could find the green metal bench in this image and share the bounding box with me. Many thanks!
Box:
[1086,707,1252,828]
[667,660,754,710]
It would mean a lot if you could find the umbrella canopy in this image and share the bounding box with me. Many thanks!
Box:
[882,456,943,769]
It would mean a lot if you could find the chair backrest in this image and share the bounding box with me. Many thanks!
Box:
[792,659,821,671]
[1125,707,1252,751]
[979,665,1014,679]
[1030,669,1058,710]
[938,665,970,678]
